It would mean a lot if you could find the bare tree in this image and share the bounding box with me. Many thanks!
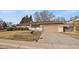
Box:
[56,17,66,23]
[6,22,13,27]
[34,12,41,22]
[34,10,55,22]
[0,19,7,30]
[70,16,79,21]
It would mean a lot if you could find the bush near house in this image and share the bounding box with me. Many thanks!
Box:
[6,26,29,31]
[30,31,41,42]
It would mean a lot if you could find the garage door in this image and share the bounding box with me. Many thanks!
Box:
[43,24,58,32]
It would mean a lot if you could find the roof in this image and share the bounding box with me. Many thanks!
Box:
[17,21,64,26]
[32,21,64,25]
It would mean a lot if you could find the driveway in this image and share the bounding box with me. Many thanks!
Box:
[39,32,79,48]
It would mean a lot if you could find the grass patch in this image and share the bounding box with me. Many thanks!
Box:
[0,31,41,41]
[63,32,79,40]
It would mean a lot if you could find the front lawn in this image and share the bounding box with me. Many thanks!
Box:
[64,32,79,40]
[0,31,41,41]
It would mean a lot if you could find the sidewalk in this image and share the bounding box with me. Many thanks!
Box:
[0,39,54,49]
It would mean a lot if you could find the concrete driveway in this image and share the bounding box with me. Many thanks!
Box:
[39,32,79,48]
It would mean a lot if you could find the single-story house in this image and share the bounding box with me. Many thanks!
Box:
[16,21,64,32]
[31,21,64,32]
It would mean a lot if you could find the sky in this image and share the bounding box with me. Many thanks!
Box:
[0,10,79,24]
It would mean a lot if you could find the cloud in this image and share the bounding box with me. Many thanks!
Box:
[22,10,42,15]
[63,10,79,14]
[60,10,79,16]
[0,10,16,13]
[55,10,79,17]
[22,10,36,15]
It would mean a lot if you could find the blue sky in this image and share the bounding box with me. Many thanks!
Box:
[0,10,79,24]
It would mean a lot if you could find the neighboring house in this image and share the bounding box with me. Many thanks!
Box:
[16,23,30,30]
[64,18,79,32]
[70,18,79,32]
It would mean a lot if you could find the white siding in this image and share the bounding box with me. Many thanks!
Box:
[58,26,63,32]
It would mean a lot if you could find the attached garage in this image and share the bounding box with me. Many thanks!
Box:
[40,22,64,32]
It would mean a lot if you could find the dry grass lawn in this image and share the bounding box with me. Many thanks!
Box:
[0,31,41,41]
[64,32,79,40]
